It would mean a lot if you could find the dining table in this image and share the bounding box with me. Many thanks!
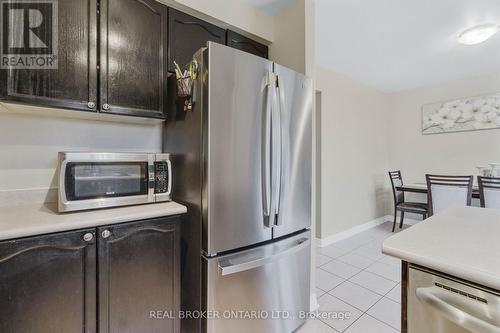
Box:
[396,183,481,199]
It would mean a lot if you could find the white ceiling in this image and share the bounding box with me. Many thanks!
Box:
[316,0,500,92]
[232,0,296,15]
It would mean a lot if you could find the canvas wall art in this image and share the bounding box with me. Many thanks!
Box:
[422,92,500,134]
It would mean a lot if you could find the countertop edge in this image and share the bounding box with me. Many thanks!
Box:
[382,245,500,291]
[0,202,187,241]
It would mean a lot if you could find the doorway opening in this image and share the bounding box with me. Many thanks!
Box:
[315,90,322,238]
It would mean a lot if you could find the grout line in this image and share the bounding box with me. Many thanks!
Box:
[364,262,402,283]
[385,283,401,304]
[345,278,396,297]
[317,256,334,268]
[319,239,380,261]
[314,224,403,332]
[330,275,400,332]
[317,269,398,331]
[322,294,365,332]
[323,256,399,292]
[364,313,400,332]
[316,267,347,294]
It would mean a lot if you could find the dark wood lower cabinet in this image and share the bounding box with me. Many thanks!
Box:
[0,229,97,333]
[0,216,181,333]
[98,217,180,333]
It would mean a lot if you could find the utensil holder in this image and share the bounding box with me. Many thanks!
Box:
[176,76,193,98]
[176,76,195,112]
[174,59,198,112]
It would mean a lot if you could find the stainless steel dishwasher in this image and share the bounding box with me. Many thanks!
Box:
[408,265,500,333]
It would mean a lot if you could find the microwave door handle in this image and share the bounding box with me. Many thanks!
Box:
[416,287,500,333]
[58,159,69,208]
[166,159,173,196]
[148,163,155,202]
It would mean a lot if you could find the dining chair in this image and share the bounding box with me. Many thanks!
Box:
[478,176,500,209]
[426,174,473,216]
[389,171,428,232]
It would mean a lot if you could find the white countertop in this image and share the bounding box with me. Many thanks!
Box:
[383,206,500,290]
[0,202,187,241]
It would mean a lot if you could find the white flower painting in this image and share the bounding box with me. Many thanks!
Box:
[422,92,500,134]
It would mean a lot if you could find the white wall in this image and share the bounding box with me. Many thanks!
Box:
[0,107,162,191]
[316,66,391,238]
[388,72,500,183]
[317,70,500,238]
[269,0,306,74]
[303,0,317,307]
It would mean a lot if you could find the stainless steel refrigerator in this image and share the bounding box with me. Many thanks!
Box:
[165,42,312,333]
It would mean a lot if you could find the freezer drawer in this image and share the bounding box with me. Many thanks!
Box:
[203,230,311,333]
[408,266,500,333]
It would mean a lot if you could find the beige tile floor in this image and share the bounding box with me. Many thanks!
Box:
[296,221,410,333]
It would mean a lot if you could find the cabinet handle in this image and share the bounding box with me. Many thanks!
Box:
[87,101,95,109]
[82,233,94,242]
[102,103,110,110]
[101,230,111,239]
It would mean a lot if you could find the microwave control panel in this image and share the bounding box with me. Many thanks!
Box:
[154,162,169,194]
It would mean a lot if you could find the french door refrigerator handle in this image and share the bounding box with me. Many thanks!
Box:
[217,237,309,276]
[274,74,284,225]
[262,72,273,226]
[416,287,500,333]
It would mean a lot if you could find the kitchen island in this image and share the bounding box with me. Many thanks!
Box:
[383,206,500,333]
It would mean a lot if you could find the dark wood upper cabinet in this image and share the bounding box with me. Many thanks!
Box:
[98,217,180,333]
[0,1,269,120]
[168,8,226,71]
[0,229,97,333]
[226,30,269,59]
[100,0,167,118]
[0,0,98,111]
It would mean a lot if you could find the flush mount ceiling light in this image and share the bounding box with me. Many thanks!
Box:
[458,24,500,45]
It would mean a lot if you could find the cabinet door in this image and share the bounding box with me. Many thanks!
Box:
[0,0,98,111]
[98,217,180,333]
[226,30,269,59]
[168,8,226,71]
[0,229,97,333]
[100,0,167,118]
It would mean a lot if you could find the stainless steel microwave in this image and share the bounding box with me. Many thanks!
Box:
[58,152,172,212]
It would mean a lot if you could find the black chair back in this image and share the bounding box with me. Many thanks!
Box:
[478,176,500,208]
[389,171,404,206]
[426,174,473,216]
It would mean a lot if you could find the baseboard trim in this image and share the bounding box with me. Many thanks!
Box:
[315,215,391,248]
[316,215,422,248]
[310,293,319,311]
[386,215,421,226]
